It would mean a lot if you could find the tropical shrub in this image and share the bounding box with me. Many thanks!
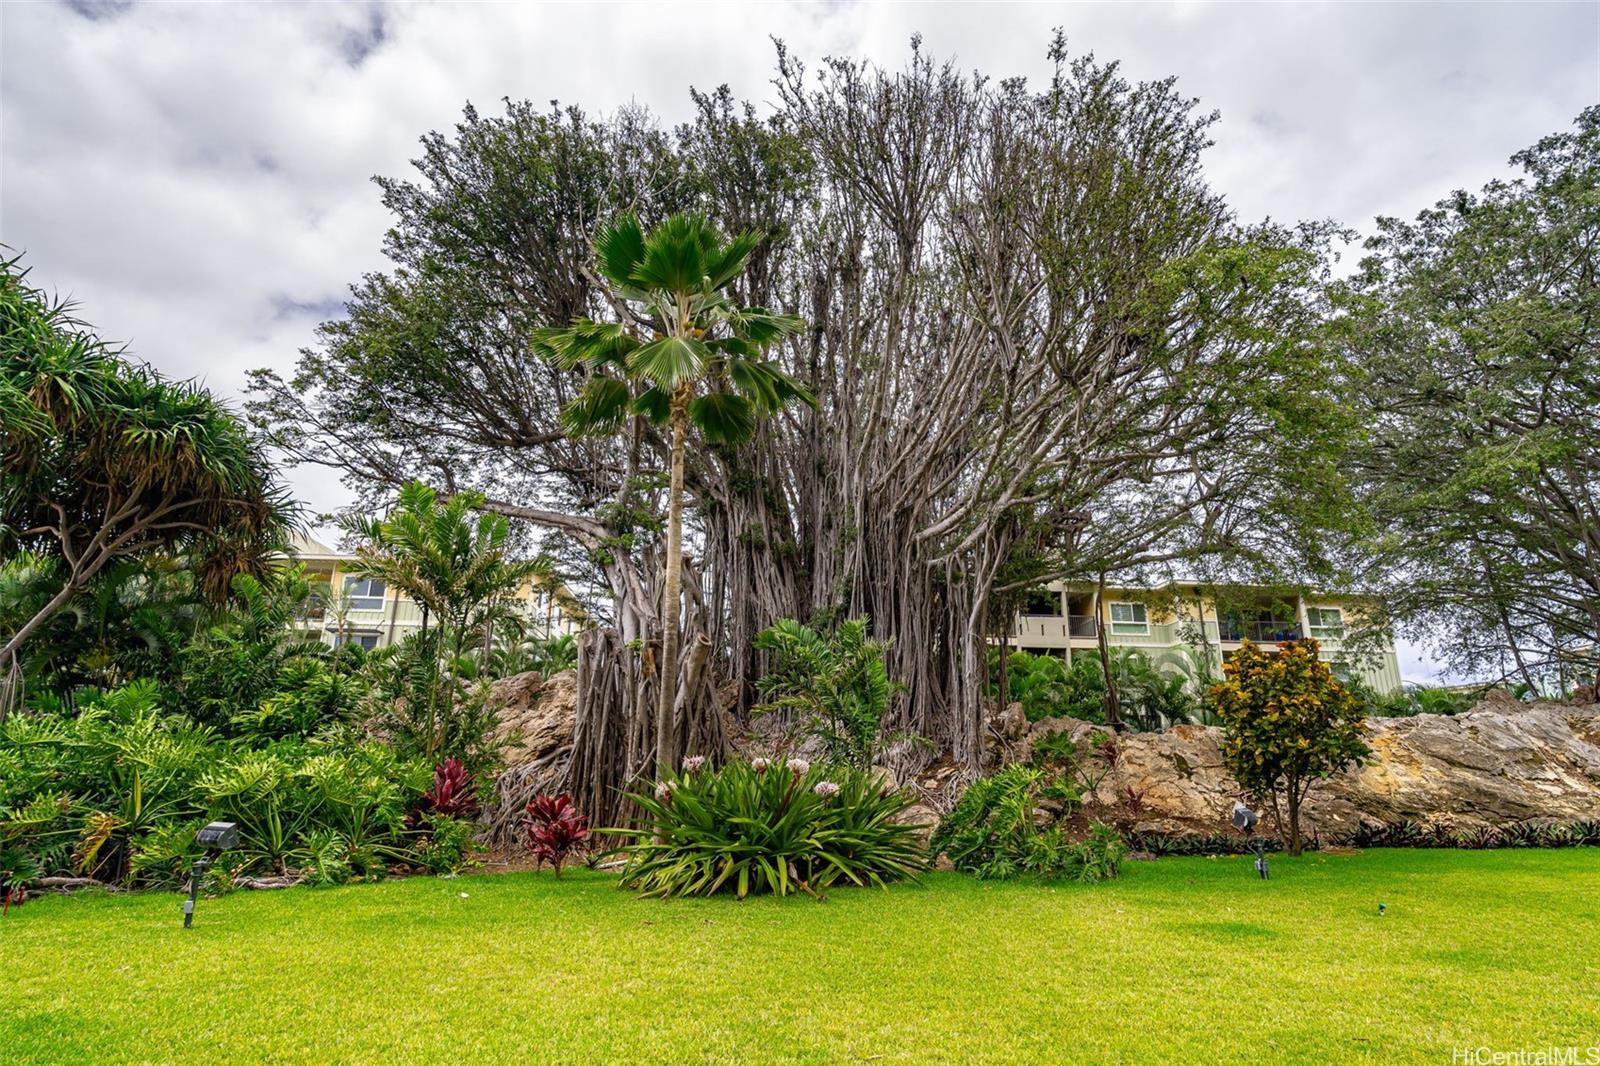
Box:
[0,682,440,894]
[1212,638,1369,856]
[930,766,1125,883]
[609,759,924,899]
[423,758,479,818]
[753,617,907,769]
[990,651,1103,723]
[1346,819,1600,850]
[342,482,547,775]
[413,815,480,875]
[523,793,589,876]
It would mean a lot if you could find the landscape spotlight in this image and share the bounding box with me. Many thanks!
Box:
[1231,801,1269,880]
[184,821,239,928]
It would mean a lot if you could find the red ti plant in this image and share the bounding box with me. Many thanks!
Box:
[2,885,23,916]
[425,758,479,819]
[524,793,589,877]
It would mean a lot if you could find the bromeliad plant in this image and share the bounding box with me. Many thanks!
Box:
[607,758,924,899]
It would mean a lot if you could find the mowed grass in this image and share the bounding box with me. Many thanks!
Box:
[3,849,1598,1064]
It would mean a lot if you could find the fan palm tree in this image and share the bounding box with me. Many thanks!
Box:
[539,213,814,775]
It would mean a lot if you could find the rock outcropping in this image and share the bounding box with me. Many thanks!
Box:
[490,669,578,764]
[482,670,579,849]
[1029,698,1600,839]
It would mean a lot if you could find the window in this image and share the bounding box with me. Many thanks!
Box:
[1109,601,1148,635]
[342,576,387,611]
[337,633,380,651]
[1306,607,1345,639]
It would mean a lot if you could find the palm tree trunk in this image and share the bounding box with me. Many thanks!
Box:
[1095,570,1124,732]
[656,403,688,777]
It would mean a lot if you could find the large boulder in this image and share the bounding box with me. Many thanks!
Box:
[489,669,578,763]
[1076,700,1600,840]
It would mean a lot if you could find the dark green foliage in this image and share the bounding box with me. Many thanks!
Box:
[1340,108,1600,682]
[1125,832,1291,858]
[753,617,906,769]
[342,482,543,775]
[990,651,1106,723]
[992,648,1198,729]
[1346,819,1600,850]
[1346,676,1475,719]
[0,681,449,892]
[2,253,291,716]
[607,759,924,898]
[930,766,1125,883]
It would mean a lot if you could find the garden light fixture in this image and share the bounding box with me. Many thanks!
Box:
[1231,801,1269,880]
[183,821,239,928]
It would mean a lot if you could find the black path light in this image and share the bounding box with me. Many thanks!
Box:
[184,821,239,928]
[1232,800,1269,880]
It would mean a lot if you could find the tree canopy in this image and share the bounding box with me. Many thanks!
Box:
[1340,106,1600,689]
[250,37,1373,799]
[2,255,291,715]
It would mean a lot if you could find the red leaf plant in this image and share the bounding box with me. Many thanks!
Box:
[523,793,589,876]
[424,758,479,819]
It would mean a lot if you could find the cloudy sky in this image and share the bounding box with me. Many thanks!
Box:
[3,0,1597,680]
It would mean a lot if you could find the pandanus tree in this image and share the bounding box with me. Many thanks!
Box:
[1,255,289,719]
[539,213,814,776]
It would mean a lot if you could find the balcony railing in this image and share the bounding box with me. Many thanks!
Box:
[1218,620,1301,643]
[1012,614,1100,640]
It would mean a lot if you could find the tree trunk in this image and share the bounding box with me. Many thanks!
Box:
[0,576,87,721]
[1095,571,1124,732]
[656,402,689,778]
[1285,781,1304,857]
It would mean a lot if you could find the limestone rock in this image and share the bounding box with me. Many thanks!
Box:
[489,669,578,763]
[1074,700,1600,840]
[896,802,942,851]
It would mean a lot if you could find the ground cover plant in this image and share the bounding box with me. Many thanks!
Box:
[3,849,1597,1064]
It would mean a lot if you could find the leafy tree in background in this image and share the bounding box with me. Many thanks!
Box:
[1340,108,1600,690]
[344,482,548,768]
[1212,638,1368,855]
[0,255,289,718]
[540,213,814,776]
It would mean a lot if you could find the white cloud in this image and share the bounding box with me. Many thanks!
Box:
[4,0,1596,678]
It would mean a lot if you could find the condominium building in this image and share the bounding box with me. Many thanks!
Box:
[1008,580,1403,695]
[287,533,587,650]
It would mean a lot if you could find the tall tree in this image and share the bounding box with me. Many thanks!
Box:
[539,213,813,775]
[1,255,289,717]
[250,37,1362,808]
[1340,107,1600,688]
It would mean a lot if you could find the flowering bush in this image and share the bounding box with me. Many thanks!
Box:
[608,760,924,899]
[524,793,589,876]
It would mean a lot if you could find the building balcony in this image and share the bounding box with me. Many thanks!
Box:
[1012,614,1100,642]
[1217,620,1301,643]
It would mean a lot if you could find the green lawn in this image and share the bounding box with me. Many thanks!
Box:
[3,849,1597,1064]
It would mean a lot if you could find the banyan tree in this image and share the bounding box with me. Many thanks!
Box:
[250,35,1352,823]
